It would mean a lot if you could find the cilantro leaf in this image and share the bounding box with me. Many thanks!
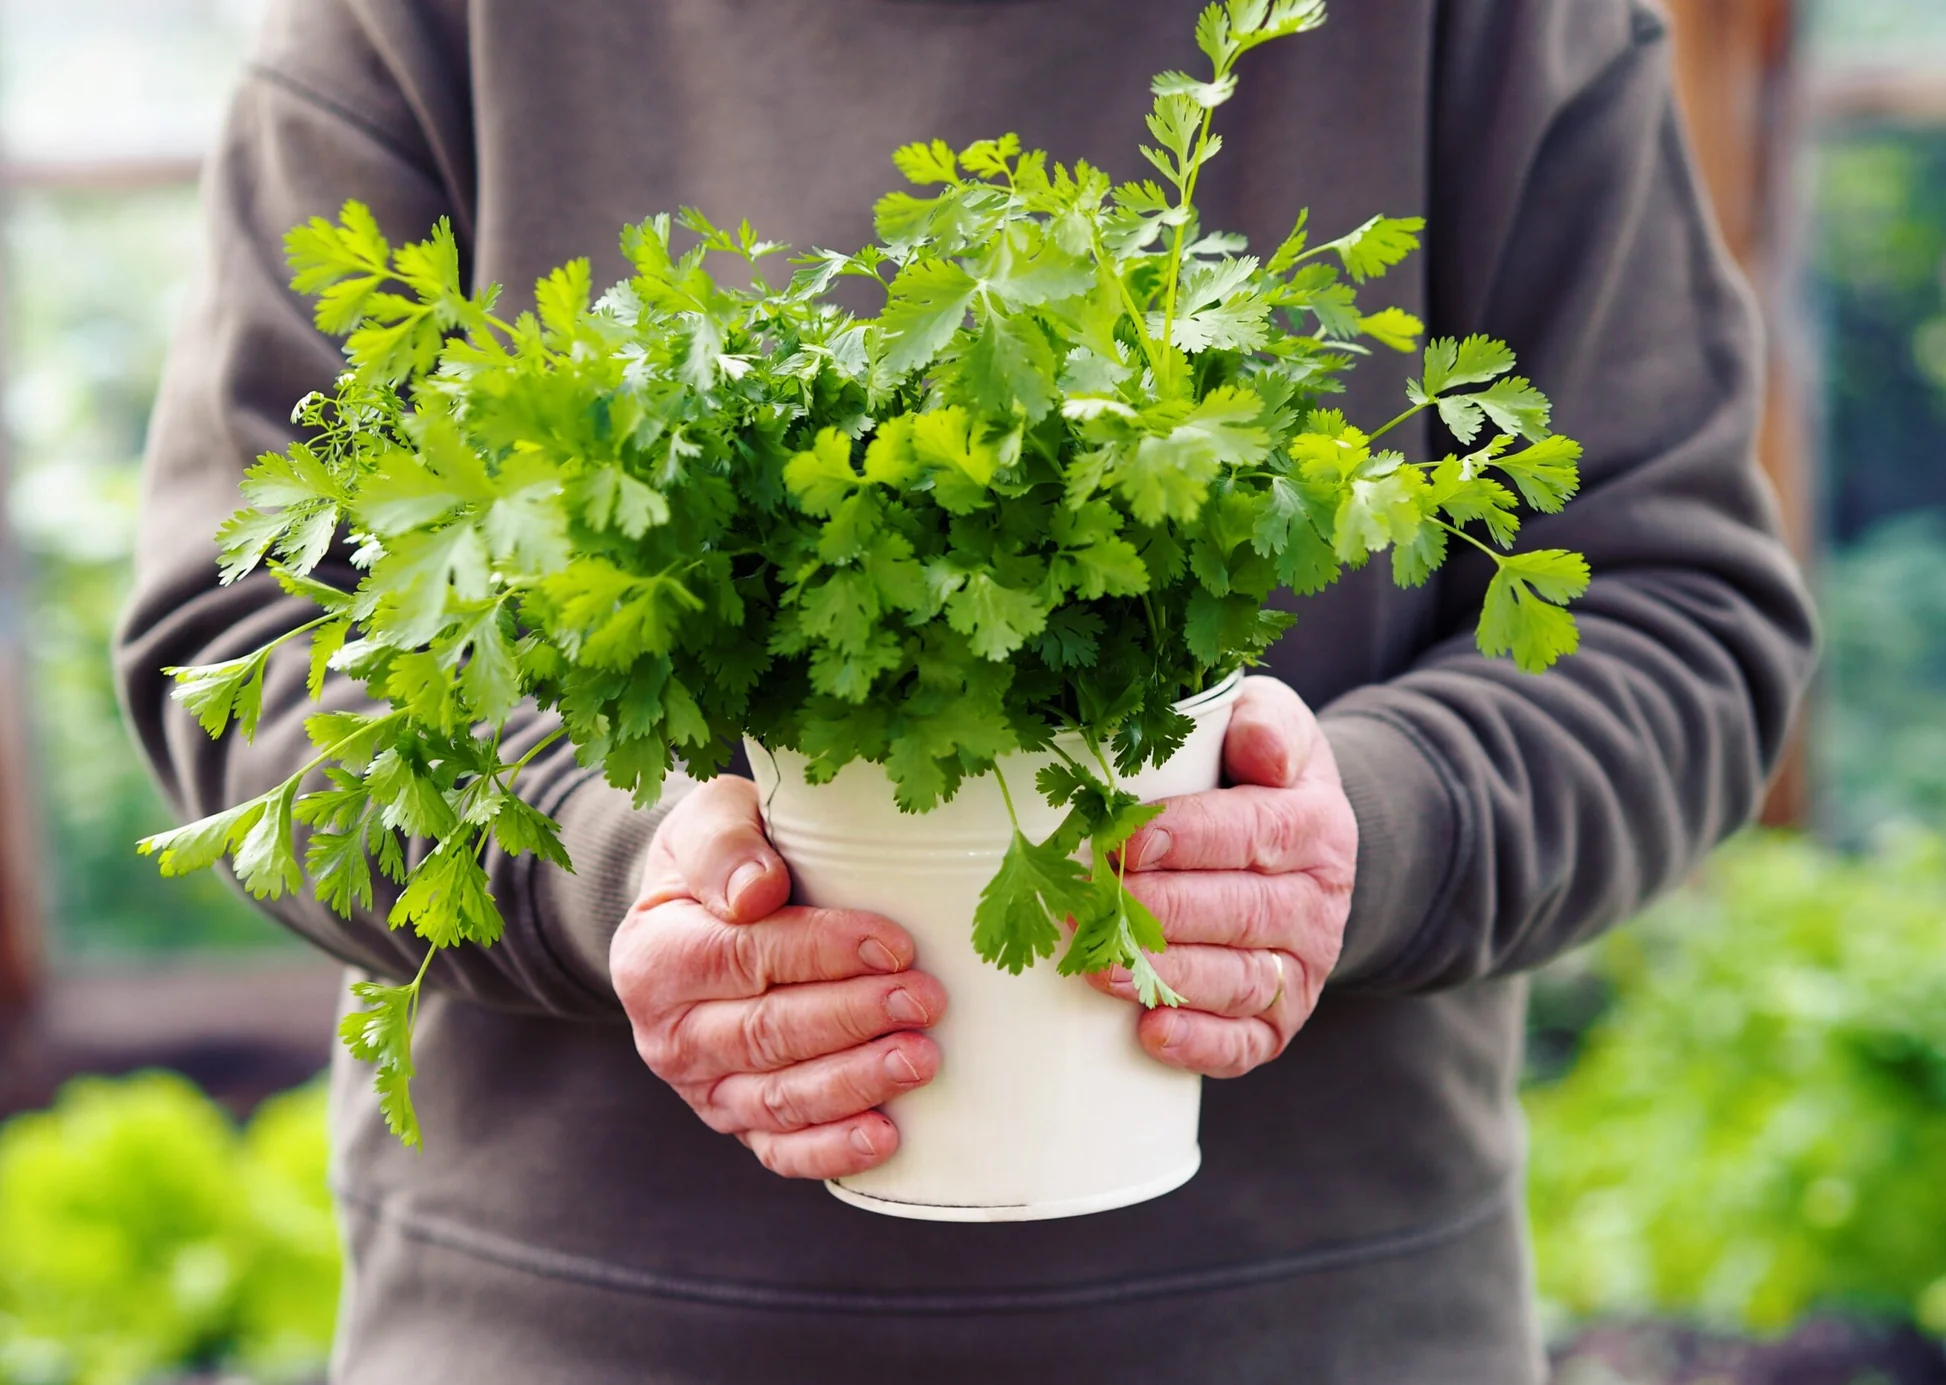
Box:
[879,259,979,375]
[1477,550,1592,673]
[972,830,1091,973]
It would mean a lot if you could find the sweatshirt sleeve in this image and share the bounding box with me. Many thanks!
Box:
[1320,0,1817,991]
[114,1,667,1019]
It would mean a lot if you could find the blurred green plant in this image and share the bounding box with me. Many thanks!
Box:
[1527,830,1946,1337]
[6,186,289,956]
[0,1073,338,1385]
[1813,129,1946,541]
[1819,512,1946,845]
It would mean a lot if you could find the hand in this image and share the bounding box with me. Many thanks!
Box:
[1089,675,1357,1078]
[610,777,948,1180]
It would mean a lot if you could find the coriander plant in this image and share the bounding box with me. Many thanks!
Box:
[140,0,1588,1145]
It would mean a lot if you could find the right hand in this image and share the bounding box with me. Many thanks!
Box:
[610,776,947,1180]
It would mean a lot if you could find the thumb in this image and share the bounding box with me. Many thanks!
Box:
[651,776,791,923]
[1221,676,1316,789]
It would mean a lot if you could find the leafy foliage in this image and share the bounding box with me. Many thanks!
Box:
[1527,832,1946,1338]
[142,0,1586,1141]
[0,1074,339,1385]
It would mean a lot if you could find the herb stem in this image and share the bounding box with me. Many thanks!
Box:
[1433,517,1509,564]
[504,726,569,790]
[1157,102,1217,383]
[404,935,439,1031]
[993,763,1023,833]
[1368,400,1430,443]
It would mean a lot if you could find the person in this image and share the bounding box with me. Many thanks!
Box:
[117,0,1817,1379]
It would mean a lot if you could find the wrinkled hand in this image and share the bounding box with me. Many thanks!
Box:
[610,778,947,1180]
[1090,676,1357,1078]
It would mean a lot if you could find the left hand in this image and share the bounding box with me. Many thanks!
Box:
[1088,675,1357,1078]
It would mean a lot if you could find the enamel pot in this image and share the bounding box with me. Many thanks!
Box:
[745,670,1243,1222]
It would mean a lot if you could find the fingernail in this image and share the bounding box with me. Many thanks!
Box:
[1157,1014,1184,1048]
[859,938,902,973]
[885,988,929,1025]
[884,1049,922,1084]
[726,861,766,912]
[1132,829,1171,870]
[850,1125,878,1158]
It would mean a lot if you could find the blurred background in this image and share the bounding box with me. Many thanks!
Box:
[0,0,1942,1381]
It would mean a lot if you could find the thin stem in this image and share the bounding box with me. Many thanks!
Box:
[503,726,569,790]
[1083,732,1121,792]
[1433,517,1508,563]
[1158,104,1218,382]
[404,935,439,1030]
[1367,400,1430,443]
[1090,229,1166,381]
[992,763,1023,833]
[247,613,335,658]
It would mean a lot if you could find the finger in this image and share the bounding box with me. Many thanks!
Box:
[742,1111,901,1180]
[613,899,920,1006]
[706,1033,940,1134]
[673,972,948,1077]
[1136,1007,1284,1079]
[655,776,791,923]
[1088,943,1284,1019]
[1222,676,1316,789]
[1124,782,1346,875]
[1121,869,1344,953]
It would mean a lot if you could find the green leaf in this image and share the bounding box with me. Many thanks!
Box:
[1175,386,1271,466]
[972,829,1091,973]
[1358,306,1423,353]
[1473,376,1554,443]
[308,618,350,699]
[892,138,960,186]
[1421,335,1516,397]
[1320,214,1424,283]
[879,260,979,376]
[783,428,860,517]
[575,465,671,538]
[308,823,375,916]
[370,524,489,649]
[491,796,573,870]
[1477,550,1591,673]
[232,785,304,900]
[1252,476,1341,594]
[1266,209,1310,276]
[1150,69,1238,109]
[1115,435,1219,526]
[536,258,592,342]
[137,793,271,877]
[959,313,1057,421]
[458,610,521,723]
[945,572,1049,660]
[339,979,421,1148]
[1495,434,1583,514]
[167,648,271,740]
[215,508,291,585]
[1333,462,1430,564]
[390,838,505,948]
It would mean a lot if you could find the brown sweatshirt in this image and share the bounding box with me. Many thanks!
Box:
[118,1,1816,1381]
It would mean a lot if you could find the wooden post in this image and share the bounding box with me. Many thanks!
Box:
[1661,0,1814,827]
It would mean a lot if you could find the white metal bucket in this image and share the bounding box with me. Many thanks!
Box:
[746,670,1243,1222]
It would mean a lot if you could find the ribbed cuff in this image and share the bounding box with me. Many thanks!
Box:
[1318,711,1462,990]
[537,771,698,1002]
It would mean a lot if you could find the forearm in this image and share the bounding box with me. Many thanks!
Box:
[1323,0,1817,991]
[120,551,689,1016]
